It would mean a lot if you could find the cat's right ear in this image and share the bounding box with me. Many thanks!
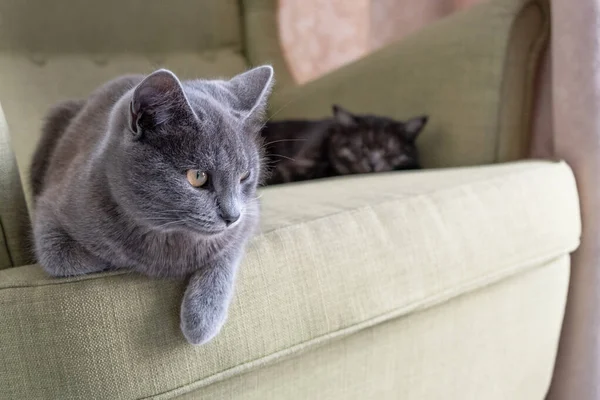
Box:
[332,105,357,127]
[228,66,275,122]
[129,69,189,139]
[402,116,428,142]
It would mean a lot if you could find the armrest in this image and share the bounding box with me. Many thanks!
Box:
[270,0,549,168]
[0,161,580,399]
[0,103,32,269]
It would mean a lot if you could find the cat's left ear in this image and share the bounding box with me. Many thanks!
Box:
[129,69,190,139]
[402,116,428,142]
[228,65,274,120]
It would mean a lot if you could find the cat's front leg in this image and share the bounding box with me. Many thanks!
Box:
[34,222,110,277]
[180,250,243,345]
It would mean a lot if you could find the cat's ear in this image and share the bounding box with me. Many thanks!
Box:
[402,116,428,142]
[129,69,189,139]
[332,105,357,127]
[228,66,274,119]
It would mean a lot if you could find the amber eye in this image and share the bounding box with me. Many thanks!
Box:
[187,170,208,187]
[240,171,251,182]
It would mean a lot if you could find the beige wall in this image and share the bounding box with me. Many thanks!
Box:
[279,0,482,84]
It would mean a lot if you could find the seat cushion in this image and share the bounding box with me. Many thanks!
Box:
[179,256,570,400]
[0,161,581,399]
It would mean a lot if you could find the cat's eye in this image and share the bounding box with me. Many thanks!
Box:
[240,171,251,182]
[187,169,208,187]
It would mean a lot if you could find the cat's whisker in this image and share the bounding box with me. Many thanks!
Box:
[268,153,296,162]
[146,209,192,217]
[262,138,307,147]
[264,97,298,124]
[144,215,178,220]
[154,220,184,229]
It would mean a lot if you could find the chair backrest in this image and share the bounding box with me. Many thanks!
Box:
[0,0,292,268]
[0,0,245,54]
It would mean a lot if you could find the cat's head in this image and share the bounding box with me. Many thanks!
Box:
[109,66,274,236]
[327,105,427,175]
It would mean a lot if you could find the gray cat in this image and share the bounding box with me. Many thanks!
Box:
[30,66,274,345]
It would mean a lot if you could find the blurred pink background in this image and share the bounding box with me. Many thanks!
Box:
[278,0,483,83]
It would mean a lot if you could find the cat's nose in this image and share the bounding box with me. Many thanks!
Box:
[221,212,240,227]
[368,159,381,172]
[368,153,383,171]
[217,197,241,227]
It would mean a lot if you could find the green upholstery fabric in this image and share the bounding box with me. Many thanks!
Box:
[0,161,581,399]
[0,0,242,53]
[242,0,295,87]
[180,256,570,400]
[271,0,549,168]
[0,105,32,269]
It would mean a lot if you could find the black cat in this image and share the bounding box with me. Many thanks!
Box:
[262,105,428,185]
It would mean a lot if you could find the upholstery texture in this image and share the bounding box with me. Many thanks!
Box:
[179,256,570,400]
[0,161,581,399]
[270,0,549,169]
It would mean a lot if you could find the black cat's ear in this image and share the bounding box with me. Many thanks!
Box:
[402,116,428,142]
[228,66,274,120]
[332,105,357,127]
[129,69,189,139]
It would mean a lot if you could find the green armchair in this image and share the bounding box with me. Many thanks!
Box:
[0,0,581,398]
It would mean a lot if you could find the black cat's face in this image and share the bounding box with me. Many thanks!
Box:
[327,105,427,175]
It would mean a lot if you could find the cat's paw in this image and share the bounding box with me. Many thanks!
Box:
[180,293,229,345]
[180,259,239,345]
[35,225,110,277]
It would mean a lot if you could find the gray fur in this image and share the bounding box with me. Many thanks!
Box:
[30,66,274,345]
[30,99,86,198]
